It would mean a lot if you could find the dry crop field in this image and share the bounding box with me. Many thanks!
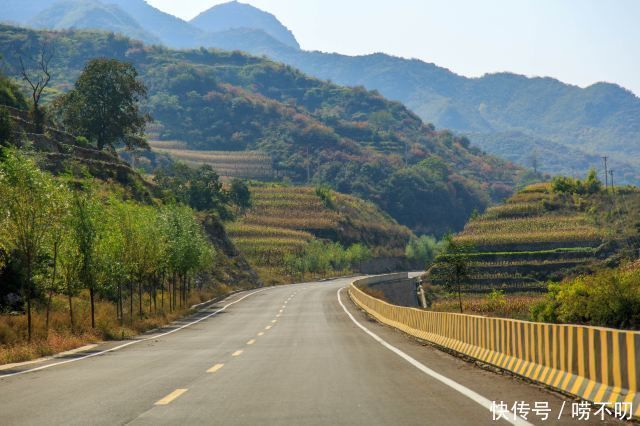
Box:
[430,183,601,292]
[227,186,339,271]
[149,142,275,180]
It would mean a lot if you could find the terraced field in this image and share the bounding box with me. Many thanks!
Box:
[430,183,603,292]
[227,185,413,279]
[149,141,275,180]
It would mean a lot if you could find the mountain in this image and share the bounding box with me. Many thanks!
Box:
[190,1,299,49]
[3,1,638,183]
[0,25,528,235]
[30,0,161,45]
[105,0,205,48]
[218,48,640,183]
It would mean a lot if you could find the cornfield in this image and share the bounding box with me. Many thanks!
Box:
[151,147,274,179]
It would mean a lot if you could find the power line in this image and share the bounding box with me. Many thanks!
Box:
[602,156,608,190]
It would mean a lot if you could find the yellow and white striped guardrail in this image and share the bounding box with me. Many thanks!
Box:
[349,276,640,417]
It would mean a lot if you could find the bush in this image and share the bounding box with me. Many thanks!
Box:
[530,266,640,329]
[405,235,443,268]
[486,289,507,313]
[551,168,602,195]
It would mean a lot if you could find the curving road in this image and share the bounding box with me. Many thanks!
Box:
[0,277,615,425]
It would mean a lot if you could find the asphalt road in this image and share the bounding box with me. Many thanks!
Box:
[0,277,619,425]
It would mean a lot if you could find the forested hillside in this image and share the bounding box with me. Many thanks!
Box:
[0,25,526,235]
[5,2,638,183]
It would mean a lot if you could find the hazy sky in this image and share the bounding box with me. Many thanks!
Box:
[147,0,640,96]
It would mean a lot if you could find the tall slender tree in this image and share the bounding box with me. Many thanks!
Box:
[0,150,62,339]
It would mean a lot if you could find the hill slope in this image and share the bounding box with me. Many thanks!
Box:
[227,184,413,282]
[0,25,526,235]
[428,183,603,293]
[191,1,299,49]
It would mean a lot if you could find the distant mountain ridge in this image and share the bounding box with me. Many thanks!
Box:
[2,0,639,182]
[190,1,299,49]
[30,0,161,45]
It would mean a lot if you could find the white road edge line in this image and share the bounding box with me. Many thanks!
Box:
[336,288,531,426]
[1,288,270,379]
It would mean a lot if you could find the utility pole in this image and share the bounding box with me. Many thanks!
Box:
[602,156,609,190]
[306,146,311,184]
[609,169,615,193]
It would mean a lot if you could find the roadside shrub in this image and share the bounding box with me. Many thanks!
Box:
[530,266,640,329]
[486,289,507,313]
[405,235,443,268]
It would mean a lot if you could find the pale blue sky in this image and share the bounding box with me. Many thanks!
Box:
[147,0,640,95]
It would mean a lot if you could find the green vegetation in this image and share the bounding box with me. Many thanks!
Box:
[0,25,525,235]
[153,162,248,220]
[405,235,444,269]
[0,150,214,341]
[283,241,371,279]
[54,58,150,151]
[531,262,640,329]
[433,235,474,313]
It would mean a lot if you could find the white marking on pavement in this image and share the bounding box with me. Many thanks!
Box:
[207,363,224,373]
[336,288,531,426]
[265,325,272,330]
[232,350,243,357]
[0,288,270,378]
[247,339,256,345]
[155,388,188,405]
[257,332,265,336]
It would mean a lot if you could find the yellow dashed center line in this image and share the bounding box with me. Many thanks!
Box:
[271,319,277,323]
[257,332,264,336]
[155,389,188,405]
[265,325,272,330]
[207,363,224,374]
[276,314,281,318]
[232,350,243,357]
[279,309,284,313]
[247,339,256,345]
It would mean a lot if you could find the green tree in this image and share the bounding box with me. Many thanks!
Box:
[229,179,252,214]
[71,191,100,329]
[0,150,62,339]
[405,235,443,268]
[154,163,232,219]
[44,182,72,332]
[435,234,474,313]
[56,58,150,151]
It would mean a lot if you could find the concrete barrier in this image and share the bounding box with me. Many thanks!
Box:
[349,276,640,416]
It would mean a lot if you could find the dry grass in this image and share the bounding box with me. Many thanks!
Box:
[431,293,545,320]
[0,286,232,365]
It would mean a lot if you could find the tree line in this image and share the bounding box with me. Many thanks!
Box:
[0,150,214,340]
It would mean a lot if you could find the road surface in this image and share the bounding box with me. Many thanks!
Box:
[0,277,618,425]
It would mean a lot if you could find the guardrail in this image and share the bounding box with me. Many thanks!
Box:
[349,275,640,417]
